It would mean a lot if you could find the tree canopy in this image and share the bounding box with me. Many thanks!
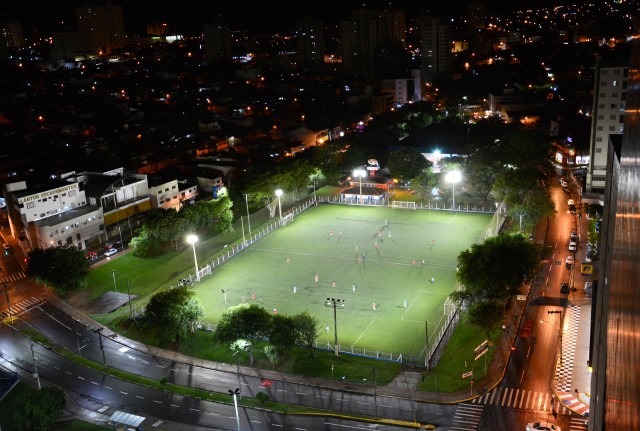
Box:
[452,233,541,305]
[27,246,90,295]
[11,386,65,431]
[387,148,432,181]
[143,287,204,343]
[215,303,273,366]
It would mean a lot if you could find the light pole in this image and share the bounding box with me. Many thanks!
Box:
[313,177,317,201]
[540,317,563,364]
[186,234,199,281]
[275,189,283,221]
[353,169,366,204]
[111,270,118,293]
[221,289,229,310]
[446,170,461,210]
[2,282,12,323]
[324,298,345,356]
[228,388,241,431]
[244,193,251,236]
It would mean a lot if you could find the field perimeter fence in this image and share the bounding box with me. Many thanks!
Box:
[181,193,506,367]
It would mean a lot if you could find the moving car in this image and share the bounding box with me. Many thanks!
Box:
[104,248,118,257]
[569,241,577,252]
[565,255,574,268]
[2,243,12,253]
[560,282,570,294]
[526,422,561,431]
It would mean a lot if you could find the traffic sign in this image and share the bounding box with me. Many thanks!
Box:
[474,340,489,354]
[475,347,488,361]
[517,294,527,301]
[462,370,473,379]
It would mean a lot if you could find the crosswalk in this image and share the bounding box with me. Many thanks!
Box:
[471,387,570,414]
[0,271,26,285]
[0,296,44,320]
[450,403,484,431]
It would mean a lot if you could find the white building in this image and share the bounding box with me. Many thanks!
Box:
[586,59,628,193]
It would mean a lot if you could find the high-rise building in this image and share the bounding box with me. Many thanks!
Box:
[419,17,452,85]
[75,1,126,56]
[589,39,640,431]
[295,17,325,70]
[203,20,232,64]
[585,59,628,193]
[0,21,24,49]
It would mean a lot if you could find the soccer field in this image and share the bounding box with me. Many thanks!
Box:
[194,205,492,362]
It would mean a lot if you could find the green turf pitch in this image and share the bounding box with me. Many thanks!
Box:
[195,205,492,360]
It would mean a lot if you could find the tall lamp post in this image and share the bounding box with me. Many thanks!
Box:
[446,170,461,210]
[221,289,229,310]
[228,388,241,431]
[540,316,563,364]
[186,234,199,281]
[275,189,283,221]
[2,282,12,323]
[353,169,366,205]
[324,298,345,356]
[111,270,118,293]
[244,193,251,236]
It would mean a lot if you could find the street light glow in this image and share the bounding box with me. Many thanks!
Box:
[353,169,366,205]
[446,170,461,210]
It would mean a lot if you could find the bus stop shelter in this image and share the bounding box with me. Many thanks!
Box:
[108,410,145,430]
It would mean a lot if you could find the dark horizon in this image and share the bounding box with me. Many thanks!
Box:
[2,0,563,36]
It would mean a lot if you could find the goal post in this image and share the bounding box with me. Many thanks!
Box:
[391,200,417,210]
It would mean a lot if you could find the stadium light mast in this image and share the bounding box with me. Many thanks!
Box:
[186,234,199,281]
[324,298,345,356]
[353,169,366,204]
[446,170,461,210]
[275,189,283,221]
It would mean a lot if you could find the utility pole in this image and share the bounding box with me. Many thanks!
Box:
[96,328,107,369]
[324,298,345,356]
[30,342,41,390]
[2,283,12,323]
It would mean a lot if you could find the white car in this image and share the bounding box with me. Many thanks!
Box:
[526,421,561,431]
[104,248,118,257]
[569,241,577,252]
[565,255,574,267]
[567,199,574,206]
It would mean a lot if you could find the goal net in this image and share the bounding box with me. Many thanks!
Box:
[391,200,417,210]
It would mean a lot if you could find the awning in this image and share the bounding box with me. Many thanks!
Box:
[108,410,145,428]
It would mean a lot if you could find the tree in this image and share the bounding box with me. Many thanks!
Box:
[11,386,65,431]
[27,246,90,296]
[387,148,432,181]
[452,233,541,306]
[291,311,321,357]
[215,303,272,366]
[466,300,505,340]
[409,169,438,200]
[268,314,298,365]
[143,288,204,344]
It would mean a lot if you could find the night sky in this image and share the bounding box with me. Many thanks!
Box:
[3,0,565,35]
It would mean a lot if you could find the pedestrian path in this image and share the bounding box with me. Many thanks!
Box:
[449,403,484,431]
[471,387,570,414]
[0,271,27,284]
[0,296,43,320]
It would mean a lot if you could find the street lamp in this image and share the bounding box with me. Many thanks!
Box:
[244,193,251,236]
[111,270,118,293]
[2,282,12,323]
[540,318,563,364]
[186,234,199,281]
[228,388,241,431]
[221,289,229,310]
[275,189,283,221]
[324,298,345,356]
[353,169,366,205]
[446,170,461,210]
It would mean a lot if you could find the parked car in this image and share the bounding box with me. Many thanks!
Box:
[86,251,98,260]
[104,248,118,257]
[565,255,574,268]
[2,243,12,253]
[526,421,561,431]
[560,282,570,294]
[567,199,574,206]
[570,231,578,242]
[569,241,577,252]
[562,187,570,195]
[569,204,577,214]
